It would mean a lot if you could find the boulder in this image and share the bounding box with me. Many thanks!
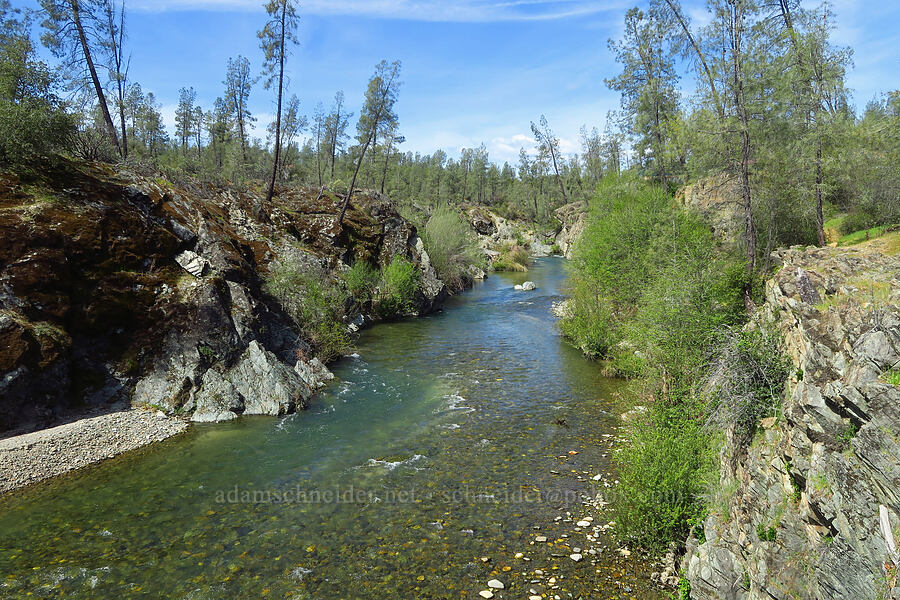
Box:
[174,250,209,277]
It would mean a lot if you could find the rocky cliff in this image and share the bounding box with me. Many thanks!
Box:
[0,157,448,432]
[684,237,900,599]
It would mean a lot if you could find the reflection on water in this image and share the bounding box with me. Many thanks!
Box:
[0,258,662,599]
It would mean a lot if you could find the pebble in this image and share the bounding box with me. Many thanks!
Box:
[535,536,547,543]
[569,553,583,562]
[487,579,504,589]
[478,591,494,599]
[514,552,524,559]
[576,520,590,527]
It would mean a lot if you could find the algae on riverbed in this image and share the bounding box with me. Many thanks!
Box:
[0,258,662,599]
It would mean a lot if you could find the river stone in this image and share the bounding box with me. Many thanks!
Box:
[569,553,583,561]
[521,281,536,291]
[487,579,504,589]
[478,591,494,599]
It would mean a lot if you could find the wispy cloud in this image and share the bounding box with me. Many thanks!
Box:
[130,0,623,22]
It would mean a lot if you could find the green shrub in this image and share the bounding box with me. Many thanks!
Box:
[614,403,717,552]
[756,523,777,542]
[840,209,877,236]
[375,256,421,318]
[492,241,530,272]
[558,282,617,358]
[628,211,746,389]
[342,260,380,302]
[708,325,791,438]
[422,204,482,289]
[264,259,351,361]
[570,174,668,307]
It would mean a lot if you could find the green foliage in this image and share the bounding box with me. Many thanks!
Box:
[375,256,420,318]
[422,204,481,290]
[614,403,718,552]
[342,260,379,302]
[836,422,858,450]
[708,326,791,438]
[886,368,900,386]
[0,10,74,165]
[264,259,351,361]
[492,242,530,272]
[568,175,751,552]
[569,174,667,308]
[677,577,692,600]
[756,523,777,542]
[563,174,746,379]
[557,283,617,358]
[840,209,877,236]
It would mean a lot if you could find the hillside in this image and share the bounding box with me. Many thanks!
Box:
[0,157,449,434]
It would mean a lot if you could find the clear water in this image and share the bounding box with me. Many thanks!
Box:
[0,258,661,599]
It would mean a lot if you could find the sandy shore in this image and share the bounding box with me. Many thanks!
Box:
[0,408,188,494]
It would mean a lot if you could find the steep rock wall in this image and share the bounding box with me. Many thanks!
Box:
[684,242,900,600]
[0,158,447,431]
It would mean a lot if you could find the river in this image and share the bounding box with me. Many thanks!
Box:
[0,257,662,599]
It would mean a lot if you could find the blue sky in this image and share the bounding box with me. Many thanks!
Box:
[15,0,900,163]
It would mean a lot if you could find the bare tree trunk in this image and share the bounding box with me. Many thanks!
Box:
[72,0,121,156]
[265,3,287,204]
[815,139,825,246]
[107,1,128,159]
[338,130,374,224]
[730,3,757,304]
[379,138,391,194]
[315,123,322,187]
[547,143,568,203]
[663,0,724,121]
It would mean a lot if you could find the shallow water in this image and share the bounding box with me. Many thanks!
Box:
[0,257,662,599]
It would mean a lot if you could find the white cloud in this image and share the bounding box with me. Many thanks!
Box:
[130,0,623,22]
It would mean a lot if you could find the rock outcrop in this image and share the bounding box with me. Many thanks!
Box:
[684,240,900,600]
[677,174,743,244]
[554,201,587,258]
[0,157,447,431]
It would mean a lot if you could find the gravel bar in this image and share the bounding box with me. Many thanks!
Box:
[0,409,188,494]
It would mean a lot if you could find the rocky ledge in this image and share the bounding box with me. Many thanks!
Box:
[0,157,448,442]
[684,238,900,599]
[0,406,187,493]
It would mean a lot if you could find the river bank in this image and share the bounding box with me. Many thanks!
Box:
[0,407,187,494]
[0,257,663,599]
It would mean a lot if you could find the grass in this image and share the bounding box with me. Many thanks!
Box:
[838,224,900,246]
[823,215,845,244]
[884,368,900,386]
[815,277,892,311]
[491,241,530,272]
